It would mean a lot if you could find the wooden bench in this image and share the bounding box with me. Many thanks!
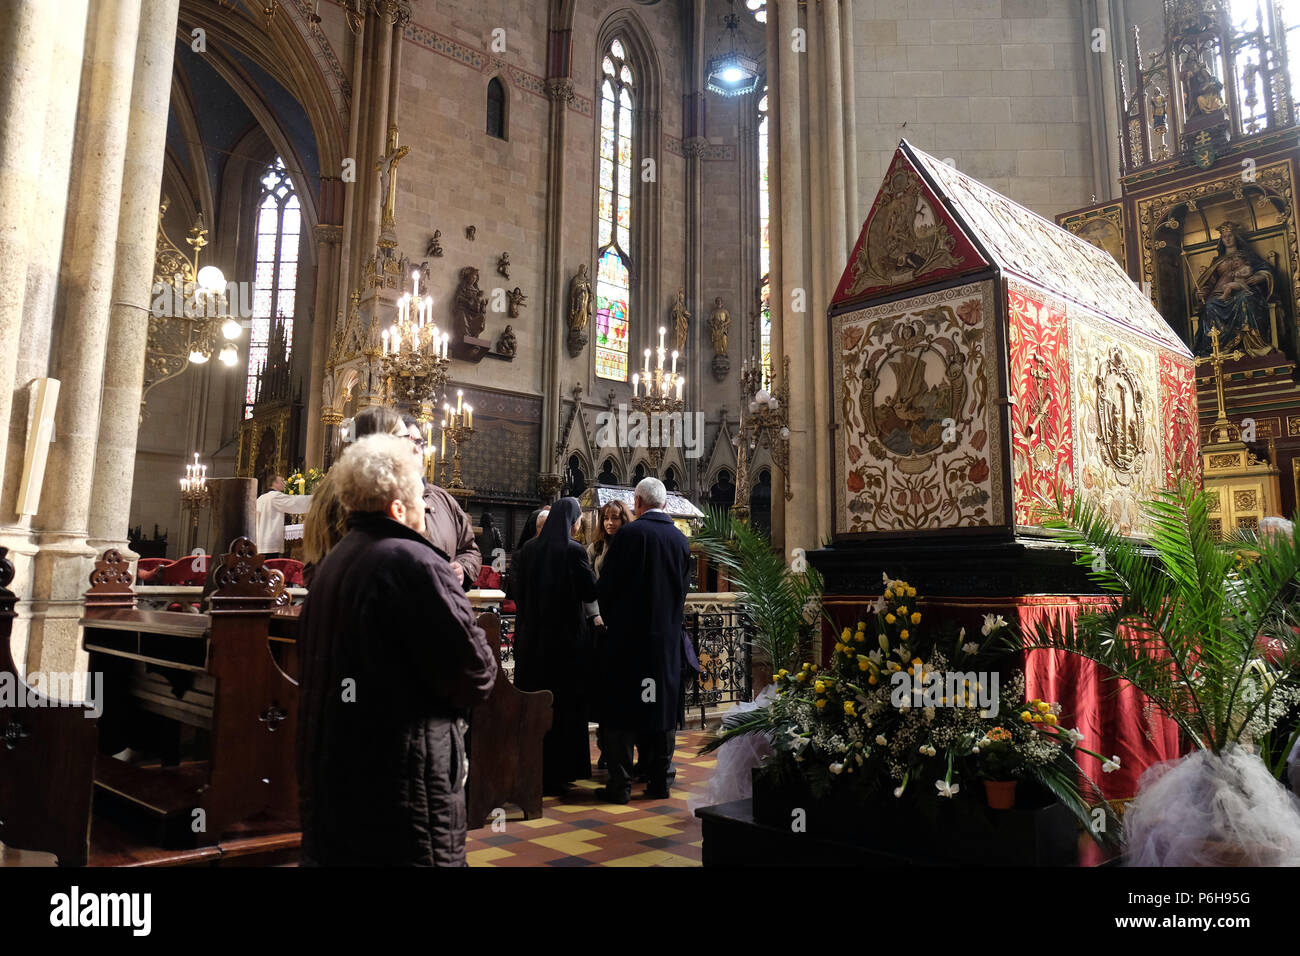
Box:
[0,547,100,866]
[82,539,297,846]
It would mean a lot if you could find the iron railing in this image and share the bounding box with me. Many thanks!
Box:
[683,604,752,727]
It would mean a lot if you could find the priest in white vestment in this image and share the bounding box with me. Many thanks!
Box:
[257,475,312,557]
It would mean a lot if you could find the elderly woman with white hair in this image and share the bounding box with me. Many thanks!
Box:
[297,432,497,866]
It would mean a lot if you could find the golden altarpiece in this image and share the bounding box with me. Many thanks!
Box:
[1058,0,1300,530]
[236,316,300,489]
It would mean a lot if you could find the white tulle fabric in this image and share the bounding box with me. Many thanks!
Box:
[1124,745,1300,866]
[688,685,778,813]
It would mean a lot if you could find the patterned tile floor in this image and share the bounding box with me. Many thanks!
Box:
[466,730,715,867]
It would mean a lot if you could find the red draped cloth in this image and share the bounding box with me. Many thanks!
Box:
[1017,597,1183,799]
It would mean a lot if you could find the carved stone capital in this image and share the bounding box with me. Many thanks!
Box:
[546,78,575,104]
[683,136,710,159]
[537,472,563,502]
[313,223,343,244]
[373,0,399,24]
[566,326,588,357]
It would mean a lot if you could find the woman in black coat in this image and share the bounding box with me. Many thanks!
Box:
[510,497,599,795]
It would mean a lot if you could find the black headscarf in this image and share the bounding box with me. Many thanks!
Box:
[517,508,545,550]
[535,497,582,556]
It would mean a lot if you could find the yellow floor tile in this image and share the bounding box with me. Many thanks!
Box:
[614,817,685,838]
[532,828,606,855]
[466,846,514,865]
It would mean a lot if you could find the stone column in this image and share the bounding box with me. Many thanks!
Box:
[839,0,859,240]
[0,3,62,487]
[806,1,831,546]
[362,0,397,258]
[775,0,813,555]
[306,224,342,466]
[337,11,366,317]
[26,0,143,677]
[822,0,848,281]
[87,0,181,557]
[765,2,785,552]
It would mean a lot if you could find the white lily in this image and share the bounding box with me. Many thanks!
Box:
[829,762,844,775]
[962,642,981,655]
[981,613,1007,636]
[935,779,959,798]
[1064,728,1084,746]
[868,648,883,665]
[1102,754,1121,773]
[870,595,888,615]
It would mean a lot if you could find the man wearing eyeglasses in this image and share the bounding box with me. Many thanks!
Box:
[400,413,481,590]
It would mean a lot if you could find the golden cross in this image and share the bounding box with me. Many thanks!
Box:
[1194,326,1243,426]
[376,126,410,228]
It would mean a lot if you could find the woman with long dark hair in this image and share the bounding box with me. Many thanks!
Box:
[510,498,598,795]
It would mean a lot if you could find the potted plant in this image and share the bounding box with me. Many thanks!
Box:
[1024,480,1300,865]
[975,726,1021,808]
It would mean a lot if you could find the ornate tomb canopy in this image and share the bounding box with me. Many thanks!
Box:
[829,140,1197,543]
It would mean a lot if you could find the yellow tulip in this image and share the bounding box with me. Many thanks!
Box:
[843,702,855,715]
[815,699,826,709]
[900,629,910,640]
[841,628,851,641]
[1043,714,1058,725]
[868,675,878,685]
[907,667,914,676]
[815,681,825,693]
[1036,700,1050,714]
[796,672,807,683]
[897,606,908,616]
[1020,711,1031,722]
[907,587,916,598]
[854,633,865,643]
[810,665,818,672]
[911,612,921,625]
[885,613,896,624]
[859,660,869,671]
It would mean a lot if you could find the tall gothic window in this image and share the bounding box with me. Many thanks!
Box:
[487,77,506,139]
[757,88,771,384]
[594,39,634,382]
[246,157,298,418]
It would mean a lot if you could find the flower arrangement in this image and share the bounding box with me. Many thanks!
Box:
[285,468,325,496]
[704,574,1121,843]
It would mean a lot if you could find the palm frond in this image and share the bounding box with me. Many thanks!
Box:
[697,705,777,755]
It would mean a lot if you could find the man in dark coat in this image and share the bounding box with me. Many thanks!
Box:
[400,414,482,589]
[596,477,691,802]
[297,433,497,866]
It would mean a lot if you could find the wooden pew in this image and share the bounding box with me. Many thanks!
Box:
[0,547,101,866]
[466,611,553,829]
[82,539,297,845]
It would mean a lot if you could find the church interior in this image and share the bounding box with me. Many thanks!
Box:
[4,0,1300,885]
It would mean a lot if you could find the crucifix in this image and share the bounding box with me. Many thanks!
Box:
[1195,326,1243,431]
[376,125,410,229]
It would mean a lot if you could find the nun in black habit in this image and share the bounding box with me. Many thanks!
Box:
[509,497,599,794]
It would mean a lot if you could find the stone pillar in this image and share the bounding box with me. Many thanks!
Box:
[775,0,813,555]
[538,22,574,499]
[823,0,848,280]
[0,3,63,487]
[338,11,366,315]
[87,0,181,557]
[839,0,859,240]
[205,478,257,559]
[765,3,785,552]
[26,0,143,676]
[806,1,831,546]
[362,0,396,258]
[306,224,342,467]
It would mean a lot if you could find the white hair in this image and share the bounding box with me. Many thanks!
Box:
[635,476,667,510]
[332,433,424,515]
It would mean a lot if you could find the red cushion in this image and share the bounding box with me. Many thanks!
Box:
[153,555,208,586]
[265,558,305,587]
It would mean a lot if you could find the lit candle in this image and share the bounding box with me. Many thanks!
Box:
[466,404,473,428]
[457,390,463,414]
[180,477,188,493]
[442,332,449,359]
[298,476,305,495]
[441,426,447,457]
[677,378,684,401]
[382,329,390,354]
[658,326,666,351]
[411,269,420,298]
[644,348,651,374]
[671,350,678,375]
[631,372,639,396]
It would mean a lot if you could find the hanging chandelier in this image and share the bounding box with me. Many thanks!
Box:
[378,269,451,409]
[707,0,761,97]
[151,202,242,371]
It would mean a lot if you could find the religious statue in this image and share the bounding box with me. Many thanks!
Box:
[426,230,443,257]
[375,126,410,228]
[1181,55,1225,117]
[497,251,511,279]
[670,288,690,352]
[507,286,527,318]
[496,324,517,358]
[568,264,593,332]
[465,225,476,241]
[1193,220,1275,358]
[453,266,489,338]
[1150,90,1168,129]
[708,297,730,356]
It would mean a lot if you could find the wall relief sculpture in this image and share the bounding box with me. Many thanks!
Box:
[453,266,488,338]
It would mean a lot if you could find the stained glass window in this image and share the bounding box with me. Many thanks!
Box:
[595,39,634,381]
[758,89,771,384]
[246,157,298,418]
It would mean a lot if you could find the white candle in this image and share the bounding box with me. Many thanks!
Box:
[382,329,390,353]
[677,378,684,401]
[631,372,639,396]
[457,390,463,413]
[466,405,473,428]
[441,427,446,457]
[411,269,420,298]
[658,326,666,350]
[644,348,651,374]
[671,350,678,375]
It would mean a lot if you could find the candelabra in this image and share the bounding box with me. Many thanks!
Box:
[629,326,686,474]
[379,269,452,413]
[179,453,210,552]
[732,355,791,522]
[438,390,475,499]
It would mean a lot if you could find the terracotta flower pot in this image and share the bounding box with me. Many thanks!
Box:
[983,779,1017,810]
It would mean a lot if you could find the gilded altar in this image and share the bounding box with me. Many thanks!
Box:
[1054,0,1300,519]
